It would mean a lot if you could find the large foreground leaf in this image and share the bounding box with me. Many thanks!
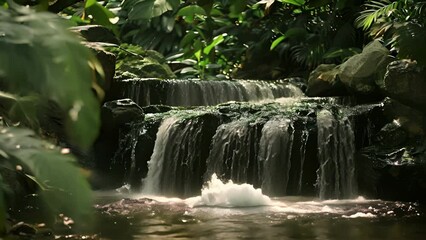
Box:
[0,127,93,226]
[0,7,100,149]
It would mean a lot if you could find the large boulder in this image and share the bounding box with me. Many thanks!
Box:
[339,40,391,94]
[374,121,409,148]
[83,42,116,95]
[383,98,425,137]
[73,25,118,99]
[92,99,144,189]
[306,64,347,96]
[357,144,426,203]
[383,59,426,112]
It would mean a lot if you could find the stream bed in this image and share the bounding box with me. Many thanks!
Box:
[92,176,426,240]
[94,194,426,240]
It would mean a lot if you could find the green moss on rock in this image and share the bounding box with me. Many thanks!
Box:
[107,44,175,79]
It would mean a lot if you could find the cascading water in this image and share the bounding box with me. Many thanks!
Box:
[141,113,221,197]
[142,117,180,195]
[115,78,304,107]
[297,123,309,194]
[114,90,359,200]
[316,109,357,199]
[257,118,294,196]
[204,119,262,185]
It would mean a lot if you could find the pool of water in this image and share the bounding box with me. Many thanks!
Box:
[93,193,426,240]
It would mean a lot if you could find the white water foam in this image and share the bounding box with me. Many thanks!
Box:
[137,174,378,218]
[342,212,376,218]
[185,174,272,208]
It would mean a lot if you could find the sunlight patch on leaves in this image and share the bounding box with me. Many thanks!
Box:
[355,0,399,30]
[127,0,180,20]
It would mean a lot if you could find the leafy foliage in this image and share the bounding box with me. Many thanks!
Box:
[0,4,102,234]
[127,0,180,20]
[0,127,93,227]
[83,0,117,28]
[107,43,176,79]
[263,0,363,71]
[356,0,426,66]
[355,0,399,30]
[114,0,365,79]
[0,6,101,148]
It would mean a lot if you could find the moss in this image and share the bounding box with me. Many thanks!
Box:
[107,43,176,79]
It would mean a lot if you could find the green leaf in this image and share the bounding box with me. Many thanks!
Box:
[0,91,40,129]
[195,49,202,61]
[180,31,199,48]
[280,0,306,6]
[270,35,287,50]
[177,5,206,23]
[0,0,7,8]
[229,0,248,17]
[396,23,426,67]
[0,8,100,149]
[85,0,117,27]
[128,0,179,20]
[177,5,206,17]
[203,34,226,55]
[355,0,399,30]
[0,127,93,227]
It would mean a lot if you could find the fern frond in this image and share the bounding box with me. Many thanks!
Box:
[411,2,426,21]
[355,0,399,30]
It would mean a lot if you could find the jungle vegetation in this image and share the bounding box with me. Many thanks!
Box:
[0,0,425,236]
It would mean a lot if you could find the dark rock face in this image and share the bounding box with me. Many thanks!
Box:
[70,25,119,98]
[84,42,116,95]
[101,99,144,127]
[70,25,119,44]
[339,40,391,94]
[306,64,347,97]
[354,99,426,203]
[357,144,426,203]
[383,98,425,138]
[91,99,144,189]
[108,78,168,105]
[374,122,409,148]
[384,59,426,112]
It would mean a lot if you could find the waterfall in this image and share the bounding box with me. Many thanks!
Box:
[141,114,220,197]
[257,119,294,196]
[205,119,261,185]
[113,98,361,199]
[127,80,141,105]
[115,79,304,107]
[297,124,309,194]
[142,117,179,195]
[316,109,357,199]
